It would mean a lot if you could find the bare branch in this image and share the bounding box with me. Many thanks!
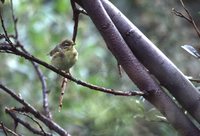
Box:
[172,8,191,22]
[71,0,88,42]
[0,43,145,97]
[0,11,14,47]
[10,0,18,39]
[6,0,52,119]
[71,0,79,42]
[0,122,8,136]
[20,45,52,119]
[5,108,52,136]
[0,122,20,136]
[172,0,200,39]
[0,83,71,136]
[18,111,48,136]
[189,78,200,83]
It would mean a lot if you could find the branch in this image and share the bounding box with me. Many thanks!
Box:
[172,0,200,39]
[71,0,80,42]
[0,1,144,117]
[5,108,52,136]
[0,83,71,136]
[0,43,144,97]
[71,0,88,42]
[20,45,52,119]
[0,10,14,47]
[100,0,200,127]
[2,1,52,119]
[0,122,8,136]
[73,0,200,135]
[189,78,200,83]
[18,111,48,135]
[10,0,18,39]
[0,122,20,136]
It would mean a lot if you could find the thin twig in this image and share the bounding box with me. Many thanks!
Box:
[32,61,51,119]
[5,108,52,136]
[172,0,200,39]
[70,0,87,42]
[189,78,200,83]
[71,0,80,42]
[10,0,18,39]
[21,40,51,119]
[0,83,71,136]
[0,122,20,136]
[172,8,191,22]
[20,45,51,119]
[17,111,49,136]
[0,11,14,47]
[0,122,8,136]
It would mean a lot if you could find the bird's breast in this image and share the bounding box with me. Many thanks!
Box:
[51,47,78,72]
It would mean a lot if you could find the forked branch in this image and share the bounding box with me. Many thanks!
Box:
[172,0,200,39]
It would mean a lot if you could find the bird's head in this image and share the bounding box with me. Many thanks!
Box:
[49,39,75,56]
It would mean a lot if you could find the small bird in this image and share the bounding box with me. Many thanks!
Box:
[50,39,78,73]
[49,39,78,111]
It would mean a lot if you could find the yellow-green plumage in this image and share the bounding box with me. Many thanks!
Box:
[50,40,78,72]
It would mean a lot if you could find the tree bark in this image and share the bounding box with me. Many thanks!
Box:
[74,0,200,135]
[101,0,200,124]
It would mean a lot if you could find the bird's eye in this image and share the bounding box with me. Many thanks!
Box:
[61,42,70,47]
[64,43,70,46]
[60,40,74,48]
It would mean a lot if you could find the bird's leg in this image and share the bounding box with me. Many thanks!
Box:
[58,77,68,112]
[58,71,70,112]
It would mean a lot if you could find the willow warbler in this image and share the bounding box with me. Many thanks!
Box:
[50,39,78,72]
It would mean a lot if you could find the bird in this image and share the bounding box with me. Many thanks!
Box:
[50,39,78,73]
[49,39,78,111]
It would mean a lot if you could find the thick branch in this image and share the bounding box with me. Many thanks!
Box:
[100,0,200,125]
[73,0,200,135]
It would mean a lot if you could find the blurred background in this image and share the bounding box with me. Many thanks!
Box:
[0,0,200,135]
